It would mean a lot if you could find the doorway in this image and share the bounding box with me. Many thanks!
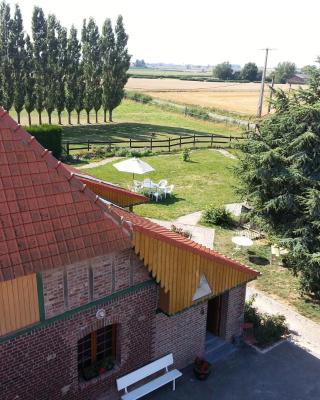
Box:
[206,295,223,336]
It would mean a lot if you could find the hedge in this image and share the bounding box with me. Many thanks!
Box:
[24,125,62,160]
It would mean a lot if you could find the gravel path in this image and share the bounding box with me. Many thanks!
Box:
[247,286,320,359]
[215,149,238,159]
[77,157,121,170]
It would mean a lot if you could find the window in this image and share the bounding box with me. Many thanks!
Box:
[78,325,117,380]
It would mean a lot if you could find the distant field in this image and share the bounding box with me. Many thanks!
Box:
[129,68,212,77]
[126,78,301,116]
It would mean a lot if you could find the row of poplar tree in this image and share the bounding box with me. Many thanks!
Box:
[0,1,131,125]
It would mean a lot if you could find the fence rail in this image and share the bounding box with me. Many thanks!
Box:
[63,133,246,155]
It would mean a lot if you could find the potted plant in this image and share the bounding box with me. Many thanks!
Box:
[193,357,212,380]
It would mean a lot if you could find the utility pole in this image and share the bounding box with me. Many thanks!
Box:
[257,48,271,118]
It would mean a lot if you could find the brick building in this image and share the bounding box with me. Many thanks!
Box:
[0,109,259,400]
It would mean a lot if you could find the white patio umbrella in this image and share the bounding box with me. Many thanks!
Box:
[113,157,154,180]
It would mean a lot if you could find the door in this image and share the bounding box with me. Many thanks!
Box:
[207,296,222,336]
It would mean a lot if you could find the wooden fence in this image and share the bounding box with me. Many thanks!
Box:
[63,133,246,155]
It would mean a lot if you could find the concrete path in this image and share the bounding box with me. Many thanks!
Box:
[215,149,238,159]
[175,211,202,225]
[77,156,121,169]
[149,218,214,249]
[247,286,320,359]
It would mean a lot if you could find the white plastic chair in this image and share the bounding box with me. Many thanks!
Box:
[164,184,174,198]
[152,187,164,202]
[143,178,153,188]
[158,179,168,188]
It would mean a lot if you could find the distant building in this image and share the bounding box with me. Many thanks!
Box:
[287,73,308,85]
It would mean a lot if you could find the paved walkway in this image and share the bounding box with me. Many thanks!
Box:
[215,149,238,159]
[247,286,320,359]
[175,211,202,225]
[77,157,121,169]
[149,218,214,249]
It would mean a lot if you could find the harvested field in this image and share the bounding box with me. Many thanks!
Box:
[126,78,302,116]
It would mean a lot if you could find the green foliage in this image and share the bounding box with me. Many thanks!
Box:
[274,61,296,83]
[202,205,233,226]
[245,296,289,347]
[182,148,191,162]
[25,124,62,159]
[125,91,152,103]
[185,106,210,120]
[241,62,258,82]
[213,62,234,80]
[237,69,320,299]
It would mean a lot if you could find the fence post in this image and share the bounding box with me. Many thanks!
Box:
[211,134,213,148]
[130,138,132,148]
[150,137,153,151]
[169,137,171,152]
[193,133,196,147]
[87,140,90,151]
[66,142,69,155]
[179,136,182,149]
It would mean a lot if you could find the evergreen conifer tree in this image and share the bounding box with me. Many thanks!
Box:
[237,69,320,300]
[45,14,58,124]
[32,6,47,124]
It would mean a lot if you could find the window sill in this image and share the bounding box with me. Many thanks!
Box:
[78,363,120,390]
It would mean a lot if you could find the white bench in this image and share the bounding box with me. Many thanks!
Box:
[116,354,182,400]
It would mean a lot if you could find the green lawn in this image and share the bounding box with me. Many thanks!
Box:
[212,226,320,323]
[82,149,239,220]
[13,99,242,143]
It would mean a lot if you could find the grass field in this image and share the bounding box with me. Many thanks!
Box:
[82,149,239,220]
[13,99,242,141]
[129,68,212,77]
[126,78,302,116]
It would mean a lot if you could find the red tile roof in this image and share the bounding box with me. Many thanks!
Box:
[0,109,130,281]
[64,164,149,207]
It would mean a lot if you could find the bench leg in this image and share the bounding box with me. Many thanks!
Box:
[172,379,176,391]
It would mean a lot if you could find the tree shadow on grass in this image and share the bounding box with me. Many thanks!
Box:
[63,122,226,142]
[248,255,270,266]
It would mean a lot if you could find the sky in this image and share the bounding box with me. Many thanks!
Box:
[6,0,320,68]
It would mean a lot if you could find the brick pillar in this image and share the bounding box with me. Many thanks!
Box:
[220,284,246,341]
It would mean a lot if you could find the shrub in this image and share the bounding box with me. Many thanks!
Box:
[244,295,289,347]
[182,148,191,162]
[202,205,233,226]
[185,107,210,120]
[25,125,62,160]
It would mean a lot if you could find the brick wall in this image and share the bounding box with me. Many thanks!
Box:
[0,283,158,400]
[42,249,150,319]
[152,302,208,369]
[220,284,246,341]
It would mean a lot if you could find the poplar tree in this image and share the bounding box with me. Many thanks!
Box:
[0,1,14,112]
[101,18,115,123]
[82,18,100,124]
[55,22,67,124]
[24,35,35,125]
[104,15,130,122]
[32,6,47,125]
[65,25,80,124]
[11,4,25,124]
[45,14,58,124]
[74,63,85,124]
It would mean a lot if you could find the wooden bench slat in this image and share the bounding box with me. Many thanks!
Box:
[117,354,174,391]
[121,370,182,400]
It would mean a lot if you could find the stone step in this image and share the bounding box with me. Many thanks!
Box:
[205,333,237,364]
